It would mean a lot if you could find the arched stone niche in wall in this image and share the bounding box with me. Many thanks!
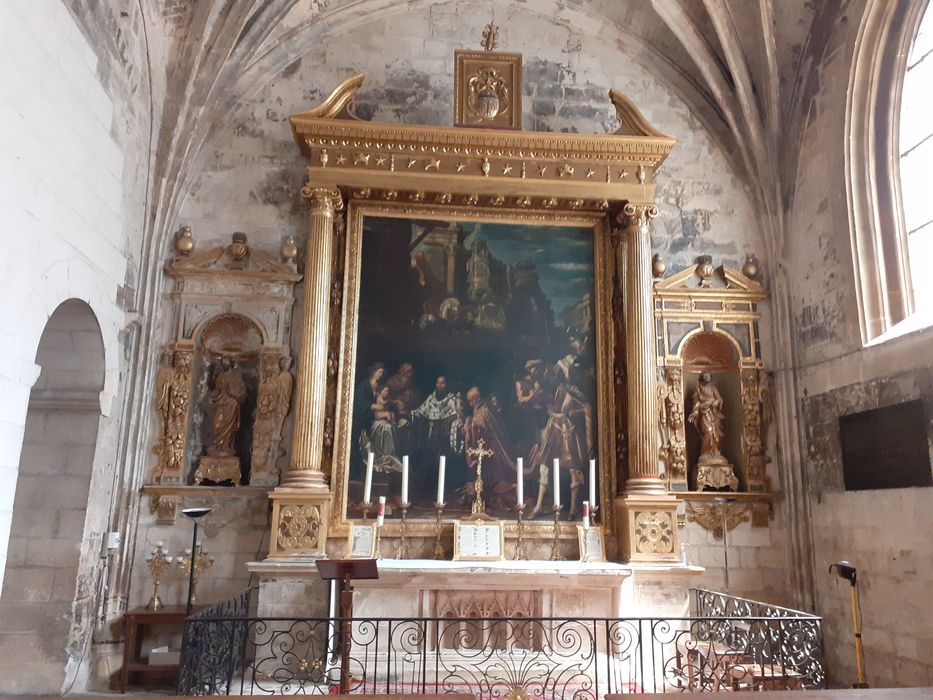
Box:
[654,259,772,495]
[146,231,301,522]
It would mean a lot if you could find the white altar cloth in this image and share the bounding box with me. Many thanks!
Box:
[352,558,634,620]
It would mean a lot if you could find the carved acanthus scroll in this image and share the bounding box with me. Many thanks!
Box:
[686,501,749,539]
[658,367,687,480]
[251,352,294,486]
[152,350,193,483]
[741,368,772,490]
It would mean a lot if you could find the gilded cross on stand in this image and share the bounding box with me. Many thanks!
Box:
[467,438,495,515]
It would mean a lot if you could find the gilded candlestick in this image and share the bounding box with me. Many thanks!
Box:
[145,543,172,610]
[549,505,564,561]
[580,503,598,557]
[433,503,446,559]
[395,502,411,559]
[176,546,214,605]
[360,501,372,521]
[512,504,527,560]
[374,521,383,560]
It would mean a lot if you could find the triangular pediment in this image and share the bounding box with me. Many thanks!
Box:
[655,263,764,299]
[167,236,301,282]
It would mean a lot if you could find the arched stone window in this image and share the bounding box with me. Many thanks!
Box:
[846,0,931,343]
[899,7,932,318]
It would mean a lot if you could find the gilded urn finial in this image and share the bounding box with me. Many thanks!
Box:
[481,21,499,51]
[742,253,760,280]
[281,235,298,263]
[230,232,250,261]
[174,226,195,256]
[695,255,714,287]
[652,253,666,278]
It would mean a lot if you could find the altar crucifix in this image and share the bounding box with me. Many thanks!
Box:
[467,438,495,515]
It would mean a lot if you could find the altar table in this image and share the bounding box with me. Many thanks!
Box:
[352,559,634,620]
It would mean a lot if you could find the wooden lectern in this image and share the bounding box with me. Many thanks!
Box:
[315,559,379,694]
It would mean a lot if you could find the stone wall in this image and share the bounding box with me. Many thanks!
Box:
[0,299,106,693]
[680,516,788,604]
[0,0,154,691]
[128,502,268,612]
[177,2,765,277]
[801,364,933,687]
[786,0,933,686]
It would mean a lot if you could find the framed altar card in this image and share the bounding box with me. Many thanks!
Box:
[453,519,504,561]
[346,522,378,559]
[577,525,606,562]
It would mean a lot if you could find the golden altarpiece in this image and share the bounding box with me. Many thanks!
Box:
[142,44,778,595]
[263,61,685,565]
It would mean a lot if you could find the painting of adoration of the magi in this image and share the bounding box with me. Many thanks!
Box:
[348,215,599,520]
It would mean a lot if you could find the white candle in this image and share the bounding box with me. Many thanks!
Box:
[376,496,386,527]
[364,452,374,503]
[401,455,409,504]
[516,457,524,506]
[437,456,446,505]
[589,459,597,509]
[553,458,561,507]
[583,500,590,529]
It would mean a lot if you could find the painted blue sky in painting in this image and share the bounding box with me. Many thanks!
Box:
[462,221,594,317]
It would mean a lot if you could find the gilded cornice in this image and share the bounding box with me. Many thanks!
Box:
[289,74,676,204]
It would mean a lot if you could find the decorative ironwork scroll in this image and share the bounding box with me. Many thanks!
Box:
[179,588,824,697]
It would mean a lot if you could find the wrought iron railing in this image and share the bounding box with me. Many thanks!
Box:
[178,588,824,696]
[694,588,816,619]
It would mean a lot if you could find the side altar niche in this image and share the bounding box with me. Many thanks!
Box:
[144,231,301,524]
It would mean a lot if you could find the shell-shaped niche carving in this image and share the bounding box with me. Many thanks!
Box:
[681,331,738,372]
[200,313,263,360]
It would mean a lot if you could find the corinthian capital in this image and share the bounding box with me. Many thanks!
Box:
[619,202,659,230]
[301,185,344,213]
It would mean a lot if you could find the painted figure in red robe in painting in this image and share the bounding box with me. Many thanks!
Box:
[459,386,518,510]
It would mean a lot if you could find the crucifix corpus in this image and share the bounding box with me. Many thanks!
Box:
[467,438,495,515]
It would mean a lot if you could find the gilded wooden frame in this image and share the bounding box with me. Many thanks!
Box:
[329,200,617,539]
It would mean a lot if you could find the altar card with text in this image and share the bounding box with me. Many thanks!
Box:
[453,519,504,561]
[347,522,378,559]
[577,525,606,562]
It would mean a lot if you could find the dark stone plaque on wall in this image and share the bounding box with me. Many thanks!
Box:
[839,399,932,491]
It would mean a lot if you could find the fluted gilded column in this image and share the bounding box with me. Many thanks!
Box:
[622,203,665,495]
[281,185,343,490]
[616,202,679,562]
[266,185,341,558]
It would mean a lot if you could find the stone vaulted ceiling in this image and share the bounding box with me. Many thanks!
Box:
[73,0,833,267]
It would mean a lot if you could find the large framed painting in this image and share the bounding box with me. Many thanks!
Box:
[334,203,615,527]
